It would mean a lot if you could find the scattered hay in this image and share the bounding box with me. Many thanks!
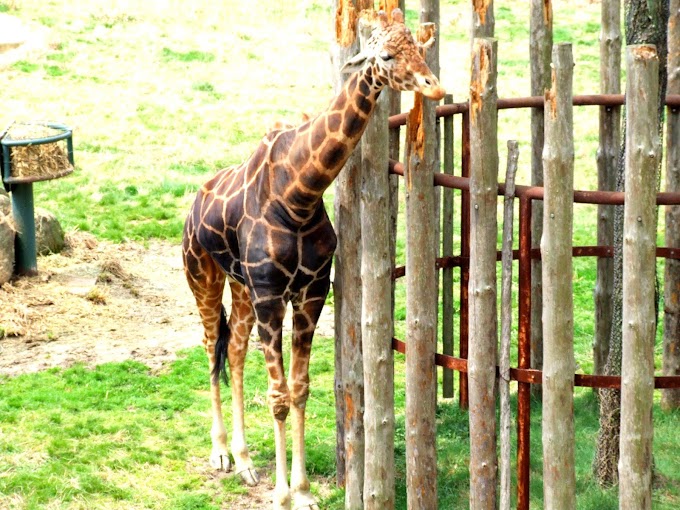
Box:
[62,230,99,260]
[85,286,108,305]
[99,259,129,281]
[4,123,73,180]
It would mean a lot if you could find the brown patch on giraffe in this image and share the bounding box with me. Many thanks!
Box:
[318,139,348,170]
[341,105,364,139]
[310,127,326,152]
[326,112,342,133]
[472,0,493,26]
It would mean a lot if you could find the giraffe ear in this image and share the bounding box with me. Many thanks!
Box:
[341,51,373,74]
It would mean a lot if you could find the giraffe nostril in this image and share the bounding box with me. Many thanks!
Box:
[424,78,432,86]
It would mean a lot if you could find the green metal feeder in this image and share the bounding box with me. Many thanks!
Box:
[1,122,74,276]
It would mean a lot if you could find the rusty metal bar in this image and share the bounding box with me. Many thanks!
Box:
[388,94,680,128]
[390,159,680,207]
[517,195,532,510]
[393,338,680,389]
[459,110,471,410]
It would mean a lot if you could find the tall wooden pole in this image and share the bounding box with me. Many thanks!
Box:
[594,0,621,376]
[468,37,499,510]
[360,12,395,510]
[541,43,576,510]
[442,94,455,399]
[499,140,518,510]
[619,44,660,510]
[662,0,680,410]
[404,22,439,510]
[331,0,370,502]
[530,0,553,395]
[471,0,495,39]
[420,0,441,403]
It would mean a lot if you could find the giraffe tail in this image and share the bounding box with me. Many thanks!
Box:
[211,304,230,387]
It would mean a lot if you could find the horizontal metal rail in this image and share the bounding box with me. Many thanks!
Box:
[391,338,680,389]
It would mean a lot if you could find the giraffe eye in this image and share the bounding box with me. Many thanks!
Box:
[379,52,394,61]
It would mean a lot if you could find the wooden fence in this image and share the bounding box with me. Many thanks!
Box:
[331,1,680,509]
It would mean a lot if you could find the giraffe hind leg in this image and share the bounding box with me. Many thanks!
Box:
[213,303,230,387]
[226,280,259,486]
[182,236,232,473]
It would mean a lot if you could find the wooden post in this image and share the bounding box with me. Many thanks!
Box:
[594,0,621,376]
[471,0,495,39]
[619,44,660,510]
[662,0,680,410]
[530,0,553,396]
[442,94,455,398]
[420,0,441,403]
[331,0,370,500]
[382,0,403,352]
[468,37,498,510]
[541,43,575,510]
[404,21,439,510]
[360,14,395,510]
[499,140,519,510]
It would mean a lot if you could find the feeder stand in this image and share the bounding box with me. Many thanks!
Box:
[1,123,74,276]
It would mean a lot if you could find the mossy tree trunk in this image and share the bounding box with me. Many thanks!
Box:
[594,0,668,488]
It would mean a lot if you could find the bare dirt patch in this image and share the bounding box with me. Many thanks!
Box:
[0,232,334,377]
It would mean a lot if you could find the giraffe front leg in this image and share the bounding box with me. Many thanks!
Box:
[289,297,326,510]
[227,280,259,486]
[254,295,292,510]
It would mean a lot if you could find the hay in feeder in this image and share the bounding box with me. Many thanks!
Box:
[4,123,73,180]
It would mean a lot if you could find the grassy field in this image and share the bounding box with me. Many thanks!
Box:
[1,0,679,509]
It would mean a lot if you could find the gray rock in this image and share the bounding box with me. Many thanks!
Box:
[0,188,9,217]
[35,207,64,255]
[0,213,14,285]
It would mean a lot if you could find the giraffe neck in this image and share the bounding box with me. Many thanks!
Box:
[282,65,384,217]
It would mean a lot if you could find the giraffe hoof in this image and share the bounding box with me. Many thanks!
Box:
[209,453,232,472]
[237,467,260,486]
[292,491,319,510]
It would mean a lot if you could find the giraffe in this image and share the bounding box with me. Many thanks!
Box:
[182,9,444,510]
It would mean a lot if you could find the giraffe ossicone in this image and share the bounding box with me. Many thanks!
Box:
[182,8,444,509]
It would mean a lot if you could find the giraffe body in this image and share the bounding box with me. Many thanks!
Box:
[182,10,444,509]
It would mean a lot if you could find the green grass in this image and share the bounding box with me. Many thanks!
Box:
[0,344,341,509]
[1,348,678,509]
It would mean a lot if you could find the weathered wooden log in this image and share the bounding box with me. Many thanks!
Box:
[541,43,575,510]
[619,44,660,510]
[471,0,494,39]
[530,0,553,397]
[360,12,394,510]
[499,140,518,510]
[594,0,621,376]
[404,21,439,510]
[331,0,370,497]
[662,0,680,410]
[442,93,455,398]
[468,37,499,510]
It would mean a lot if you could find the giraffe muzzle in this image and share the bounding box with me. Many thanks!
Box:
[416,73,446,101]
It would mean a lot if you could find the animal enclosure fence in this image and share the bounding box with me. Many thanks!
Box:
[331,1,680,509]
[388,89,680,510]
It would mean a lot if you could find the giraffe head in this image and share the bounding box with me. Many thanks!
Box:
[341,9,446,101]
